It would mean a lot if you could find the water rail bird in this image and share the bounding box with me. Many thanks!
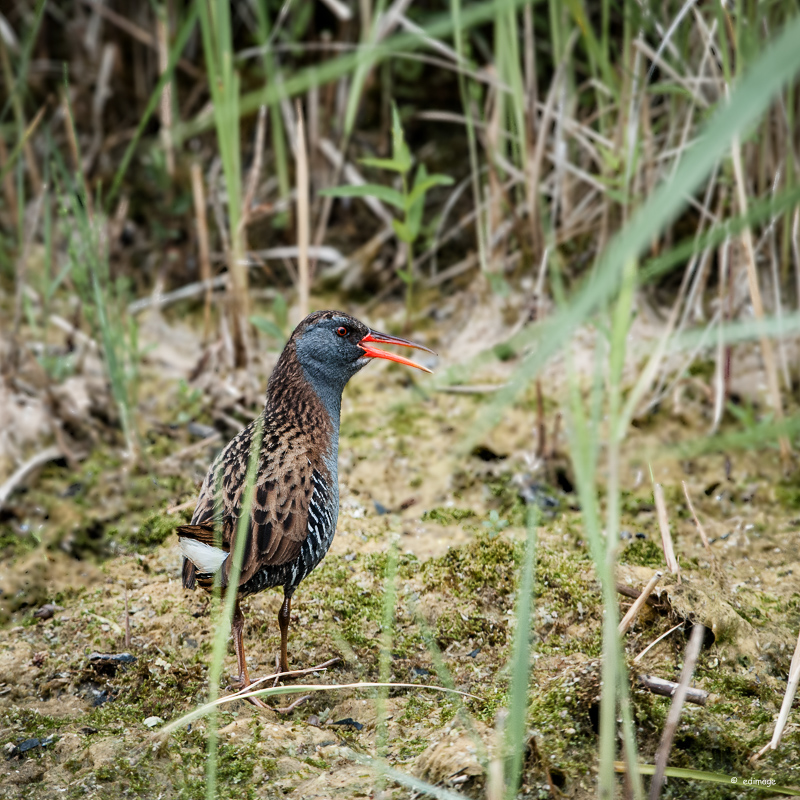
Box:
[176,310,434,706]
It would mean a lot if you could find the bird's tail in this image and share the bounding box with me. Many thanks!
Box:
[176,524,229,589]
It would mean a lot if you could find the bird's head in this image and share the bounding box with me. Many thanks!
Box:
[292,311,434,389]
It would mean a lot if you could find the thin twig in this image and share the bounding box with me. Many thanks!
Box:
[165,499,197,516]
[160,679,480,736]
[653,483,680,582]
[0,446,63,511]
[634,623,683,664]
[190,162,213,342]
[618,572,663,635]
[730,130,790,465]
[681,481,716,567]
[648,624,706,799]
[156,12,174,178]
[124,585,131,649]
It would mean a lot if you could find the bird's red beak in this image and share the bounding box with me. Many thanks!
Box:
[359,329,435,373]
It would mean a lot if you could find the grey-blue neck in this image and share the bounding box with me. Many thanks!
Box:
[299,361,346,434]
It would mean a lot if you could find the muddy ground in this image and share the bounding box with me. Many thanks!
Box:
[1,301,800,799]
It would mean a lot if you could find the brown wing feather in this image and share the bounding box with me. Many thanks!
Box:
[184,413,323,591]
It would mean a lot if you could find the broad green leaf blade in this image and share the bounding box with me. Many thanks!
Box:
[360,156,409,173]
[319,184,405,210]
[392,219,413,243]
[406,173,455,211]
[405,164,429,241]
[390,103,413,174]
[250,316,285,342]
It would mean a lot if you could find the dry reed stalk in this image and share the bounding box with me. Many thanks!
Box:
[752,627,800,761]
[84,42,116,174]
[711,233,731,433]
[190,163,213,342]
[78,0,202,78]
[294,101,311,320]
[0,131,18,228]
[124,585,131,649]
[13,186,47,337]
[241,105,268,230]
[793,208,800,314]
[653,483,680,582]
[648,623,706,800]
[306,85,319,182]
[318,0,352,20]
[767,173,792,390]
[618,571,663,635]
[535,380,546,458]
[681,481,716,567]
[0,33,41,194]
[156,10,174,178]
[730,134,791,464]
[485,82,504,269]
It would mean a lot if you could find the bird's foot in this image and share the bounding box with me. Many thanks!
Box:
[228,678,269,709]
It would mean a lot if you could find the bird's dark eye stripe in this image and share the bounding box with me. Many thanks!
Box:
[336,326,348,337]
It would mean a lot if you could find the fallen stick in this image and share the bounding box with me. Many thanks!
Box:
[638,674,708,707]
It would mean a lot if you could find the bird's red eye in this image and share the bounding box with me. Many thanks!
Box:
[336,326,348,337]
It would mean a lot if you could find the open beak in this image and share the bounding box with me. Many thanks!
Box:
[359,329,436,373]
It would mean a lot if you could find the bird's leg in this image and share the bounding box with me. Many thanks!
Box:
[231,600,267,709]
[278,593,292,676]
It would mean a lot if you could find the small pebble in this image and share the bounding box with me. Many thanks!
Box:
[143,716,164,728]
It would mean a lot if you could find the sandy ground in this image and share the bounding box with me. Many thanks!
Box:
[2,302,800,798]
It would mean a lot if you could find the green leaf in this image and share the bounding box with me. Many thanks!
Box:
[359,156,408,174]
[390,103,412,174]
[405,165,428,242]
[272,294,288,331]
[319,184,405,210]
[396,268,413,284]
[405,173,454,210]
[251,316,285,342]
[392,219,413,243]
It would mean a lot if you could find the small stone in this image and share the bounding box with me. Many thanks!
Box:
[143,716,164,728]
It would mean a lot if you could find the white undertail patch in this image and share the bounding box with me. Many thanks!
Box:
[180,538,229,574]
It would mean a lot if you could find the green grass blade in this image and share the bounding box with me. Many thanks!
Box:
[504,507,537,799]
[319,183,405,209]
[203,415,264,800]
[615,762,800,795]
